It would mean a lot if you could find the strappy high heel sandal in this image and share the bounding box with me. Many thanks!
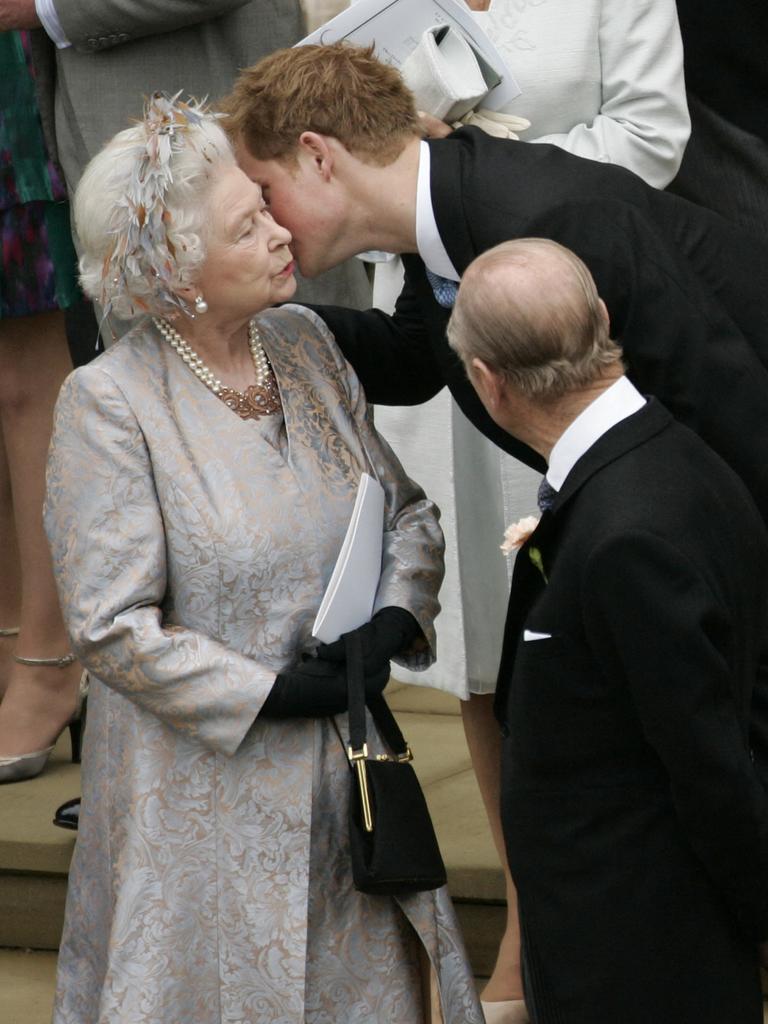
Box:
[0,627,19,689]
[0,653,88,784]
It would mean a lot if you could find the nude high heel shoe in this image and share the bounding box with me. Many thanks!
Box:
[0,653,88,784]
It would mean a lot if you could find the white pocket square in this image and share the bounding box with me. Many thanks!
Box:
[523,630,553,641]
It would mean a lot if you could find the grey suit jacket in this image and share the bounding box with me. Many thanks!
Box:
[51,0,301,189]
[35,0,370,307]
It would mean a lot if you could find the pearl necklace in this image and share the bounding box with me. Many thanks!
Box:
[154,316,281,420]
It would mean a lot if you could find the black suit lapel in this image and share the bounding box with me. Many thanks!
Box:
[494,401,673,722]
[494,511,558,722]
[426,135,477,275]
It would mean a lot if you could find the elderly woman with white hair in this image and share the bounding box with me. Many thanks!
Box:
[45,94,481,1024]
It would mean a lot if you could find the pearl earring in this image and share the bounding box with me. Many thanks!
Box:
[194,295,208,315]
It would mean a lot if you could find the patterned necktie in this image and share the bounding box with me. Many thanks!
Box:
[537,476,557,512]
[425,268,458,309]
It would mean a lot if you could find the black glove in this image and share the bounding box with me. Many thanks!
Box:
[260,656,347,718]
[260,655,390,719]
[316,606,421,674]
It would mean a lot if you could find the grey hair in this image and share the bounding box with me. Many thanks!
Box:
[75,110,237,320]
[447,238,623,401]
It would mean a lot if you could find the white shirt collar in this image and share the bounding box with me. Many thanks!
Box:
[546,377,646,491]
[415,141,460,281]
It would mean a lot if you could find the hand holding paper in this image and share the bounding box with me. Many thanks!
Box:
[400,24,498,122]
[317,606,421,672]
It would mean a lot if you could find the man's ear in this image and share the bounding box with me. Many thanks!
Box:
[470,357,506,412]
[297,131,335,180]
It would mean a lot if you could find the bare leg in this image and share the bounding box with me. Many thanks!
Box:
[0,311,82,757]
[0,421,21,697]
[461,691,524,1003]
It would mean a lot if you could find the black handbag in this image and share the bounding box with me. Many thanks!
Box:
[341,629,447,896]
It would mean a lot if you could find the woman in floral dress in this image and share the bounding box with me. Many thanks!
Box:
[0,29,84,784]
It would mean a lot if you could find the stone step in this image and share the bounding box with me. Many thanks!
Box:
[0,949,58,1024]
[0,685,504,973]
[4,685,768,1020]
[4,946,767,1024]
[387,678,462,717]
[389,685,505,977]
[0,731,78,951]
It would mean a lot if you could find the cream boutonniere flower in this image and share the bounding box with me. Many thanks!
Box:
[500,515,540,554]
[501,515,548,582]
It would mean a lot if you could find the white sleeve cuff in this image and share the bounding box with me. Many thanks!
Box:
[35,0,71,48]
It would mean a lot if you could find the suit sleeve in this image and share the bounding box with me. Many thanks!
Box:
[53,0,252,52]
[305,274,444,407]
[529,0,690,187]
[297,307,445,668]
[307,275,548,471]
[44,366,278,755]
[583,530,768,940]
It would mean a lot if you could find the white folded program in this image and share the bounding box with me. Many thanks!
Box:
[401,24,492,122]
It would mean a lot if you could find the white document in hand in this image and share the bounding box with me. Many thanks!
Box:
[312,473,385,643]
[298,0,520,110]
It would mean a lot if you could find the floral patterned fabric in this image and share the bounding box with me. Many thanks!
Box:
[45,305,482,1023]
[0,30,79,318]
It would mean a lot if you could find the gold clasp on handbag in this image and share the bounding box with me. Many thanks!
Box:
[375,745,414,764]
[348,743,374,833]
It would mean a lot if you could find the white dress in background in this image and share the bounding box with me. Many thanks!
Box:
[376,0,691,698]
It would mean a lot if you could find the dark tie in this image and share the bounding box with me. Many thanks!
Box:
[425,268,458,309]
[537,476,557,512]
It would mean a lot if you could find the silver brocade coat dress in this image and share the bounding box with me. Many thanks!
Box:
[44,305,482,1024]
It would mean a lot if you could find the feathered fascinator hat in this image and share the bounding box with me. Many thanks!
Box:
[100,91,220,319]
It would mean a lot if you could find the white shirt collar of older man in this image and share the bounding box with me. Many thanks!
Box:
[545,376,646,492]
[416,141,461,281]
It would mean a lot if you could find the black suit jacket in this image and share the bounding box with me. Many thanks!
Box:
[675,0,768,144]
[316,128,768,779]
[318,127,768,517]
[497,399,768,1023]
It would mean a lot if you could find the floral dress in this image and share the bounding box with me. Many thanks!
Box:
[0,29,79,319]
[45,306,483,1024]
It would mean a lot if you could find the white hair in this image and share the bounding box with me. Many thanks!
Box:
[75,108,236,320]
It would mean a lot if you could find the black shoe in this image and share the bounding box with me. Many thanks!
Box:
[53,796,80,830]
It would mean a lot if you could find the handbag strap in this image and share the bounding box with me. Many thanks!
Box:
[344,630,411,760]
[345,629,367,753]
